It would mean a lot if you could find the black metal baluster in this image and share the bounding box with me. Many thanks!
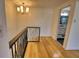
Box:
[11,46,14,58]
[20,36,23,57]
[22,34,24,49]
[17,38,20,57]
[39,27,40,42]
[18,39,21,58]
[15,43,17,57]
[19,37,22,57]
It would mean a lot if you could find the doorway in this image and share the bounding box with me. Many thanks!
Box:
[57,6,71,45]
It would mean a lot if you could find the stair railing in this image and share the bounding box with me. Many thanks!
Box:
[9,27,28,58]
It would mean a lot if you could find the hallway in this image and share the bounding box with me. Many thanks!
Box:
[24,37,79,58]
[0,0,79,58]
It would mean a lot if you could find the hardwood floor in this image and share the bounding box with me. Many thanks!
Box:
[24,37,79,58]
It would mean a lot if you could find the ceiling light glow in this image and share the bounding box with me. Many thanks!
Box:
[26,7,29,13]
[17,7,20,12]
[20,6,23,13]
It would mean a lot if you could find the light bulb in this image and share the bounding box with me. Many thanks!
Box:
[20,6,23,13]
[17,7,20,12]
[26,7,29,13]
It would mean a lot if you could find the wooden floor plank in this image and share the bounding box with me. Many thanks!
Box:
[24,37,79,58]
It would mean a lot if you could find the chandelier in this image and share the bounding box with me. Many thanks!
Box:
[16,3,30,13]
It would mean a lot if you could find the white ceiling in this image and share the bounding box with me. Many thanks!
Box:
[12,0,69,8]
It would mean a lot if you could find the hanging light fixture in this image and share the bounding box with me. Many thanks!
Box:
[16,3,30,14]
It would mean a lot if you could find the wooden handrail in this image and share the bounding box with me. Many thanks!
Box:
[9,27,27,48]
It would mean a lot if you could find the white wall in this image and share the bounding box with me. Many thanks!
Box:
[0,0,11,57]
[0,0,18,57]
[5,0,18,40]
[17,8,53,36]
[66,0,79,50]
